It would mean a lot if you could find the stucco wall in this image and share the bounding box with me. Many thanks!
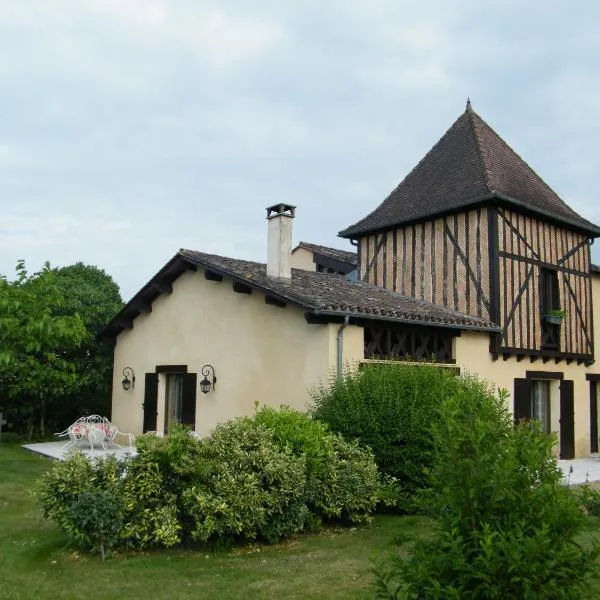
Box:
[111,270,363,437]
[455,331,598,458]
[290,247,316,271]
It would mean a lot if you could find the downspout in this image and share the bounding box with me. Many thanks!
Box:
[336,315,351,381]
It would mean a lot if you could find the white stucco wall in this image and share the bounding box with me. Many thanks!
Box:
[111,269,363,437]
[290,247,316,271]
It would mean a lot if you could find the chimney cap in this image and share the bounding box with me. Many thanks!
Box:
[266,203,296,219]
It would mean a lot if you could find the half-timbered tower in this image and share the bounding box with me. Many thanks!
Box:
[340,102,600,363]
[340,102,600,458]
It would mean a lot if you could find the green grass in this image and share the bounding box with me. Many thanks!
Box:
[0,443,429,600]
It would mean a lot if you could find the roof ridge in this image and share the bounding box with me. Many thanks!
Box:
[467,107,493,194]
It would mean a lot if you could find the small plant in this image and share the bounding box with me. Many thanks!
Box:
[68,490,124,560]
[545,308,567,324]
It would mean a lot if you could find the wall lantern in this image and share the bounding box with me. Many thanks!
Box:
[122,367,135,391]
[199,364,217,394]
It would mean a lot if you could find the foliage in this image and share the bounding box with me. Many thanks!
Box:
[0,261,88,437]
[253,405,379,525]
[373,377,600,600]
[68,490,124,559]
[311,364,458,510]
[37,451,180,550]
[578,485,600,518]
[182,417,308,544]
[37,452,122,534]
[38,409,380,554]
[5,442,440,600]
[52,263,123,424]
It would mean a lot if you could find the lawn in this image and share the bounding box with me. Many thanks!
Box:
[0,443,428,600]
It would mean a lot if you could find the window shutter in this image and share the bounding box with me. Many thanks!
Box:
[181,373,197,427]
[143,373,159,433]
[591,382,598,454]
[560,380,575,460]
[513,378,532,422]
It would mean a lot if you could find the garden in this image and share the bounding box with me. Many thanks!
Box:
[3,364,600,599]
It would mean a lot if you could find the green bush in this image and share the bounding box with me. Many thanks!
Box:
[182,417,308,544]
[37,452,122,534]
[38,408,380,554]
[374,377,600,599]
[253,405,379,525]
[312,364,458,509]
[68,490,124,559]
[577,485,600,517]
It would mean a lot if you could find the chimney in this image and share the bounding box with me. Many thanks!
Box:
[266,203,295,279]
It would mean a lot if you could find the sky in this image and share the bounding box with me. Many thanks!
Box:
[1,1,599,301]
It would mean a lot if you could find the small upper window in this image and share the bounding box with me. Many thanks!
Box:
[541,268,560,316]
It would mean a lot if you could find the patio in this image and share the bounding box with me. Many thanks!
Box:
[22,441,136,461]
[19,441,600,486]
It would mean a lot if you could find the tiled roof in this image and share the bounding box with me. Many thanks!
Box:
[592,264,600,274]
[179,250,497,330]
[294,242,357,266]
[100,249,499,340]
[340,105,600,238]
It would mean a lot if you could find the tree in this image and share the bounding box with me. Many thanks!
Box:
[0,261,88,437]
[52,263,123,425]
[374,378,600,599]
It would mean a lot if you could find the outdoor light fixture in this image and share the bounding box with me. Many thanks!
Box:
[122,367,135,391]
[199,364,217,394]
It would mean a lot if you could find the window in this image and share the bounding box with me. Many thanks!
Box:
[540,268,561,350]
[541,268,560,316]
[165,373,184,432]
[531,380,551,433]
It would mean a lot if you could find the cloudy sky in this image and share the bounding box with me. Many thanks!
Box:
[1,1,599,300]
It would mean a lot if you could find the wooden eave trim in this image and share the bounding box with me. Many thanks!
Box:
[526,370,564,380]
[339,192,600,240]
[308,309,497,333]
[99,254,194,341]
[156,365,188,373]
[180,256,302,308]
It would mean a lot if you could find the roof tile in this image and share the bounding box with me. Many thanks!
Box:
[340,106,600,237]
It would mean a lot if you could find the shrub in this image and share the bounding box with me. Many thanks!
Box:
[68,490,124,559]
[37,452,122,534]
[374,377,600,599]
[253,405,379,525]
[182,417,308,544]
[38,408,380,554]
[311,363,458,509]
[577,485,600,517]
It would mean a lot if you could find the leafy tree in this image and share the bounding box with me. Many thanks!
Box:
[52,262,123,424]
[374,378,600,599]
[0,261,88,437]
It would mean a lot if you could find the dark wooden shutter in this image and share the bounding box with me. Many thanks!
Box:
[181,373,197,427]
[560,380,575,459]
[513,378,532,422]
[591,382,598,454]
[143,373,159,433]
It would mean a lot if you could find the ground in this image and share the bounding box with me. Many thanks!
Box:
[3,443,600,600]
[0,443,424,600]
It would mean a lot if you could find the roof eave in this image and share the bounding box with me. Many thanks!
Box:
[338,191,600,239]
[311,309,501,333]
[490,191,600,237]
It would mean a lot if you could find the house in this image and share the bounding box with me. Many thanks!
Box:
[291,241,357,276]
[102,102,600,458]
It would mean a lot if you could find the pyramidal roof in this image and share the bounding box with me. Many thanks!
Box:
[340,103,600,238]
